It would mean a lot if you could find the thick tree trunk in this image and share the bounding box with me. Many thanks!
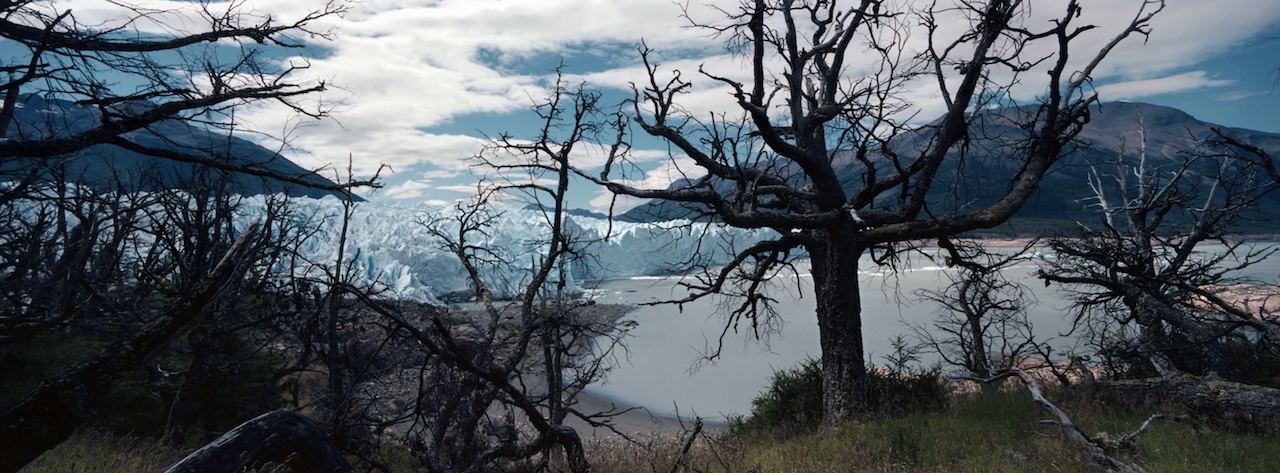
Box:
[1128,292,1232,378]
[807,229,867,426]
[163,409,352,473]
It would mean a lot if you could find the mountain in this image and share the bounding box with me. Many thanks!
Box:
[0,94,349,199]
[620,102,1280,233]
[521,203,610,220]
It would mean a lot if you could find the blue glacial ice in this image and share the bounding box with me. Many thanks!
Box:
[237,195,775,305]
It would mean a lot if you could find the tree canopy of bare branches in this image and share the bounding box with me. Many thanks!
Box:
[575,0,1165,426]
[0,0,357,200]
[0,2,360,470]
[1039,117,1280,381]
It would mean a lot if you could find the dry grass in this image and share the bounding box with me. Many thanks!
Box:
[18,387,1280,472]
[20,429,191,473]
[581,388,1280,473]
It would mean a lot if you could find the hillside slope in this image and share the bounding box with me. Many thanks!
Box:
[0,94,347,199]
[620,102,1280,233]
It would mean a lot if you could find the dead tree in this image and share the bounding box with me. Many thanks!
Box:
[0,1,361,195]
[981,369,1152,473]
[0,221,262,472]
[0,1,380,464]
[379,76,630,472]
[0,0,360,344]
[1086,374,1280,432]
[1039,116,1280,381]
[914,239,1041,380]
[576,0,1165,425]
[1209,127,1280,187]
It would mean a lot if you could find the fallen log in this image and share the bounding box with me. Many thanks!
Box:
[1085,375,1280,432]
[162,409,352,473]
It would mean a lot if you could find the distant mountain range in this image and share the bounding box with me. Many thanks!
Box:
[619,102,1280,234]
[0,94,349,199]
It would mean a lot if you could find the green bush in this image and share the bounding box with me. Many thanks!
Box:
[865,364,948,418]
[732,356,948,435]
[733,358,825,434]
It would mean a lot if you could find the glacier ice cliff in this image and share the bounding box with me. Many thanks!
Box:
[235,196,775,304]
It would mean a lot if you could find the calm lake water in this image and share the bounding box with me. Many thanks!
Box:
[581,243,1280,420]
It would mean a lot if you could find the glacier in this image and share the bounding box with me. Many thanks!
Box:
[234,195,776,304]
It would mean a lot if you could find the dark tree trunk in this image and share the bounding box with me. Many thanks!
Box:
[1128,291,1233,378]
[807,226,867,425]
[966,314,990,379]
[162,409,352,473]
[165,337,213,446]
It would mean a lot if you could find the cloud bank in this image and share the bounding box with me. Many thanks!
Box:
[79,1,1280,207]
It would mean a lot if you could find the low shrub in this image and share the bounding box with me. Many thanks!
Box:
[731,356,948,435]
[865,364,948,418]
[733,358,825,433]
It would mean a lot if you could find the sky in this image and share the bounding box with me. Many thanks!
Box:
[67,0,1280,210]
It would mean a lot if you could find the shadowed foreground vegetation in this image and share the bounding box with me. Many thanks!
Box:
[7,319,1278,472]
[16,382,1280,472]
[653,389,1279,473]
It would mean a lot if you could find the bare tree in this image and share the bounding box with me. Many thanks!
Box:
[0,219,264,471]
[405,198,624,472]
[914,239,1041,380]
[1038,118,1280,381]
[1209,128,1280,187]
[449,77,629,472]
[0,2,364,468]
[336,77,631,472]
[0,0,356,339]
[576,0,1164,425]
[0,0,360,198]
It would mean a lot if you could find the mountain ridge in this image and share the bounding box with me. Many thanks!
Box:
[0,94,350,200]
[619,101,1280,234]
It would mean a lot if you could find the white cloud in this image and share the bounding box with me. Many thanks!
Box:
[1095,71,1233,100]
[64,1,1280,200]
[234,0,730,176]
[436,183,489,195]
[587,155,705,213]
[384,179,434,199]
[1091,1,1280,79]
[288,128,487,178]
[1096,71,1235,101]
[420,169,463,180]
[1215,90,1273,102]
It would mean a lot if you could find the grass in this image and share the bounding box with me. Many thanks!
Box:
[19,429,191,473]
[584,387,1280,473]
[15,387,1280,472]
[7,328,1276,472]
[0,330,111,406]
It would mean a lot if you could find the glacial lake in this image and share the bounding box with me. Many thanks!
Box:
[580,243,1280,421]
